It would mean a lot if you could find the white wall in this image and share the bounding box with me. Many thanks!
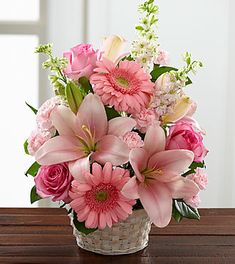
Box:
[86,0,234,207]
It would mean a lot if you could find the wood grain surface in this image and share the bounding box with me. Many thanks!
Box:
[0,208,234,263]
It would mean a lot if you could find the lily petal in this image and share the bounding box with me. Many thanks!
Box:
[108,117,136,137]
[148,150,194,175]
[102,35,125,63]
[139,181,172,228]
[129,148,148,182]
[121,176,139,199]
[50,105,76,136]
[168,177,199,199]
[35,136,84,165]
[68,156,90,181]
[93,135,129,166]
[161,96,191,124]
[144,125,166,156]
[77,93,108,141]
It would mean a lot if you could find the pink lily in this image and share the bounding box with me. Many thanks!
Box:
[122,125,199,228]
[35,94,136,179]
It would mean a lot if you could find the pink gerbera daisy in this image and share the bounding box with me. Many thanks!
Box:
[90,58,154,114]
[69,162,136,229]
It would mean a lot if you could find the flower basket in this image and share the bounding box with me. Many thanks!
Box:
[71,209,151,255]
[24,0,208,256]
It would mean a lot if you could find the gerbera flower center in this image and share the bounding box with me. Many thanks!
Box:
[116,76,129,88]
[96,191,108,201]
[108,68,140,95]
[85,183,119,213]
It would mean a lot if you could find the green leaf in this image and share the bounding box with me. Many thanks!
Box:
[172,202,183,222]
[79,77,93,94]
[135,25,144,31]
[65,81,84,114]
[174,200,200,220]
[151,65,177,82]
[25,102,38,114]
[25,162,41,177]
[23,139,29,155]
[189,161,205,170]
[73,212,97,235]
[105,106,121,120]
[151,65,192,85]
[49,75,65,96]
[30,186,42,204]
[182,161,205,177]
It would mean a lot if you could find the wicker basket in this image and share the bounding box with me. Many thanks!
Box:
[71,209,151,255]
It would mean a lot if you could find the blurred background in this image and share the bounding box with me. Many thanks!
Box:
[0,0,234,208]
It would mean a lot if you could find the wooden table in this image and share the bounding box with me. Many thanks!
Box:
[0,208,235,263]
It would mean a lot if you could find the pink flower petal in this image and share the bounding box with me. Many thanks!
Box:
[129,148,148,182]
[108,117,136,137]
[93,135,130,165]
[50,105,76,136]
[77,93,108,141]
[139,181,172,228]
[144,125,166,156]
[68,156,90,181]
[102,162,112,183]
[35,136,84,165]
[121,176,139,199]
[148,150,194,175]
[167,177,199,199]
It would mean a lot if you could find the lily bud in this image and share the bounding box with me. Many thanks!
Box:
[161,96,191,124]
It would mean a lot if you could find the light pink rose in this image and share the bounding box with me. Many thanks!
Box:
[121,131,144,149]
[166,119,208,162]
[133,108,159,133]
[154,48,169,66]
[63,43,99,80]
[28,130,51,155]
[187,168,208,190]
[36,96,61,135]
[34,163,73,202]
[184,194,201,208]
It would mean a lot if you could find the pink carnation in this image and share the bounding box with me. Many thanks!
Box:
[90,59,154,114]
[69,162,135,229]
[28,129,51,155]
[36,97,61,135]
[184,194,201,208]
[154,48,169,66]
[34,163,73,202]
[63,43,99,80]
[187,168,208,190]
[121,131,144,149]
[166,119,208,162]
[133,108,159,133]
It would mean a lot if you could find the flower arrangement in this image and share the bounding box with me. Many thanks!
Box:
[24,0,208,235]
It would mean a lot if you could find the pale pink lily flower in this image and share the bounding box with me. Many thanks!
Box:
[122,125,199,228]
[102,35,125,63]
[35,94,136,179]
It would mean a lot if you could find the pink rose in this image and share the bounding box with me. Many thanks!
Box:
[166,119,208,162]
[63,43,99,80]
[28,129,51,155]
[121,131,144,149]
[34,163,73,202]
[133,108,159,133]
[36,96,61,135]
[187,168,208,190]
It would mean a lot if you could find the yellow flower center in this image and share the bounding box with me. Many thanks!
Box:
[142,167,163,182]
[77,125,96,155]
[116,76,129,88]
